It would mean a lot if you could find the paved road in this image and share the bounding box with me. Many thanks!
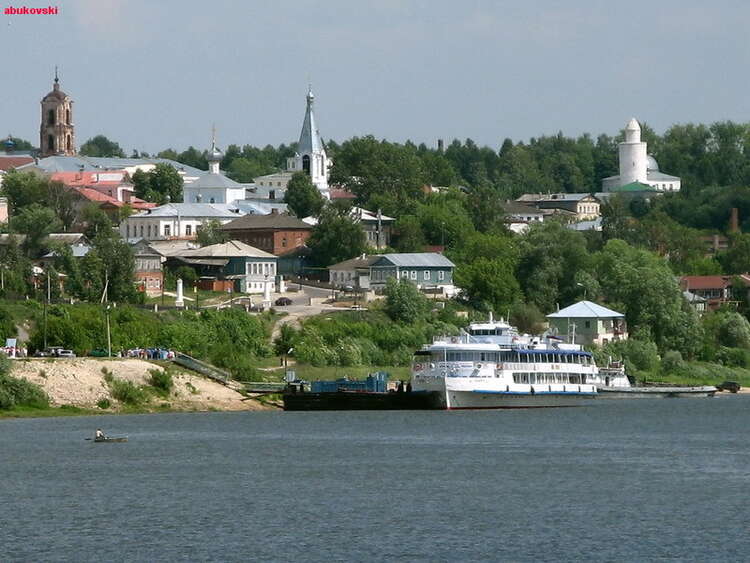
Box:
[271,284,341,341]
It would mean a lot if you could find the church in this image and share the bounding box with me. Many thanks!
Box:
[601,118,681,192]
[252,87,331,200]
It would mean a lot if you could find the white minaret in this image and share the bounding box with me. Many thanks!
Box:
[288,86,330,198]
[618,117,648,185]
[208,125,222,175]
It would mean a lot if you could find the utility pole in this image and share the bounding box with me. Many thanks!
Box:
[106,305,112,358]
[43,274,48,350]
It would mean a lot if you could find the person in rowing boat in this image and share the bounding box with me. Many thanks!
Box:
[95,429,106,440]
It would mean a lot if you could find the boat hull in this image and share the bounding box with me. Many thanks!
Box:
[596,386,717,399]
[443,389,596,409]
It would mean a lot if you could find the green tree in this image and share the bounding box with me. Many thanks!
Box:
[132,163,183,204]
[79,135,126,158]
[308,206,367,267]
[594,239,703,357]
[516,221,591,313]
[455,257,521,314]
[10,204,62,257]
[284,172,325,218]
[383,277,431,323]
[392,215,426,252]
[196,219,229,247]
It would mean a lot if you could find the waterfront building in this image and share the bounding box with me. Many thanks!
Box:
[546,300,628,346]
[601,118,681,192]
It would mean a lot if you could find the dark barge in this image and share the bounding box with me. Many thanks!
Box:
[283,389,442,411]
[282,373,442,411]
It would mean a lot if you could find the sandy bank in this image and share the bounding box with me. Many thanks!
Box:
[10,358,274,412]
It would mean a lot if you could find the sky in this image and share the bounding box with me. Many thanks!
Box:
[3,0,750,155]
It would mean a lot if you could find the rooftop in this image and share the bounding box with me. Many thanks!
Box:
[221,213,312,231]
[179,240,275,259]
[129,203,241,218]
[547,300,624,319]
[375,253,455,268]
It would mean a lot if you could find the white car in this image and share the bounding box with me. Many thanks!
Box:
[56,349,76,358]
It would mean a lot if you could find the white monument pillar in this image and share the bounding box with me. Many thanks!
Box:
[263,278,272,308]
[175,278,184,307]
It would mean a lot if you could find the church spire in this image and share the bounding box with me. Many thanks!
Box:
[207,124,222,175]
[298,85,323,155]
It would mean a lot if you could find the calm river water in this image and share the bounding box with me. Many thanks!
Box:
[2,397,750,562]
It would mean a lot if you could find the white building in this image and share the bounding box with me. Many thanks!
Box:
[182,133,247,205]
[120,203,242,242]
[602,118,681,192]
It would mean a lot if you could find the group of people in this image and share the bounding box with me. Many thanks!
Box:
[121,348,175,360]
[1,346,28,359]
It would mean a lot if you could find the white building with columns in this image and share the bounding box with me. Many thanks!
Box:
[602,118,681,192]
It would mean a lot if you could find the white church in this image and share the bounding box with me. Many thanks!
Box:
[252,87,331,200]
[601,118,681,192]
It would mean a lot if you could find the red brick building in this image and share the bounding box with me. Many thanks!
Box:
[219,213,312,256]
[680,274,750,311]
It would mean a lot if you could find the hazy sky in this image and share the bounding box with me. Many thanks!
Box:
[4,0,749,155]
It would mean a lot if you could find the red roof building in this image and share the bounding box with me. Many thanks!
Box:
[680,274,750,310]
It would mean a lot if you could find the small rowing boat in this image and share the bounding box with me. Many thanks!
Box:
[93,436,128,443]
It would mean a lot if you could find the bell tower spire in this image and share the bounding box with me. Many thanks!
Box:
[289,85,330,198]
[40,70,75,157]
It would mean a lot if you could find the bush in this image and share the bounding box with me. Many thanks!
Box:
[109,378,147,406]
[661,350,685,374]
[97,398,111,409]
[148,369,173,395]
[0,373,49,409]
[601,338,659,374]
[715,346,750,368]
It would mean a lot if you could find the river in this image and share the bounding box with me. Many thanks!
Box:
[2,397,749,561]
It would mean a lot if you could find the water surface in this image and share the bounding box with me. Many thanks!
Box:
[2,398,749,561]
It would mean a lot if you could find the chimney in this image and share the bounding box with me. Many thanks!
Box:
[437,139,444,152]
[730,207,739,233]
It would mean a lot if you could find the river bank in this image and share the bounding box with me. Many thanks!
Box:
[4,358,276,418]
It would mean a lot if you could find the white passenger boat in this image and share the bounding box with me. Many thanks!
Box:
[411,315,598,409]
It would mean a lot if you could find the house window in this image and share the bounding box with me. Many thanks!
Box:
[66,109,71,125]
[269,190,276,200]
[140,225,144,237]
[47,135,54,152]
[302,155,311,174]
[66,135,72,152]
[410,271,417,280]
[400,270,408,279]
[209,197,215,204]
[147,224,152,237]
[438,270,445,281]
[186,225,192,236]
[423,270,429,281]
[126,225,130,238]
[164,224,171,237]
[585,321,591,329]
[48,109,55,125]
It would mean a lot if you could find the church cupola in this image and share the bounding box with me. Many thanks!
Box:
[40,69,75,158]
[207,127,222,175]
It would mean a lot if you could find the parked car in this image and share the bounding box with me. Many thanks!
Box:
[89,348,108,357]
[56,349,76,358]
[275,297,293,306]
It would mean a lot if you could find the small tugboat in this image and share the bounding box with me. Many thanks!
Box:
[591,362,717,398]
